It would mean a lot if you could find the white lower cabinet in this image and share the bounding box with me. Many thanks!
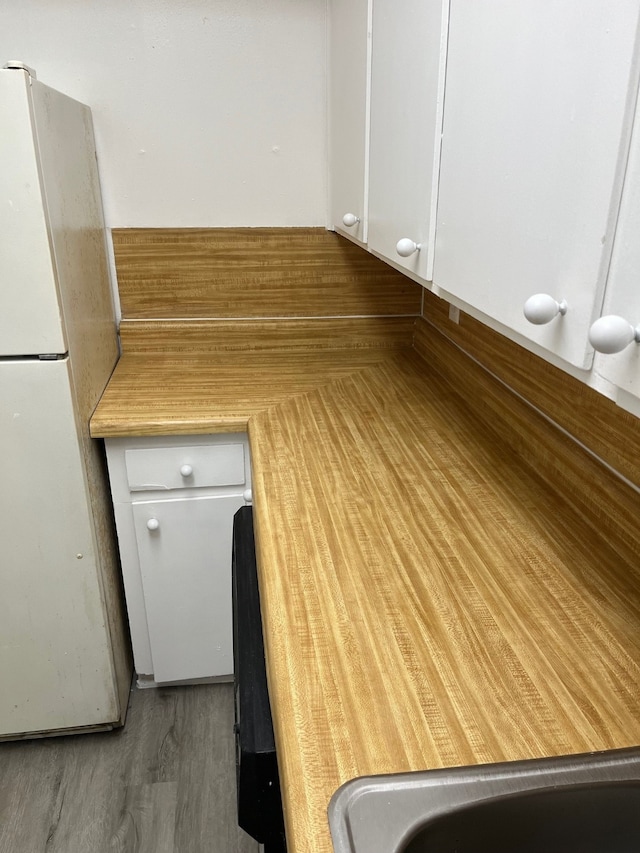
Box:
[105,434,251,685]
[132,494,244,683]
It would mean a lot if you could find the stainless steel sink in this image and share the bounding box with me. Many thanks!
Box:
[328,747,640,853]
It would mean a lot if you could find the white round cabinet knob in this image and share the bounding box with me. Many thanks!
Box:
[180,464,193,477]
[523,294,568,325]
[589,315,640,354]
[146,518,160,531]
[396,238,421,258]
[342,213,360,228]
[243,488,253,503]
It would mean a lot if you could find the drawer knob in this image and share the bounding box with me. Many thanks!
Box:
[589,315,640,354]
[146,518,160,531]
[342,213,360,228]
[523,294,568,325]
[180,464,193,477]
[396,238,421,258]
[243,488,253,503]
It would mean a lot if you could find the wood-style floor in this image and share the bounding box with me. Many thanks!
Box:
[0,684,258,853]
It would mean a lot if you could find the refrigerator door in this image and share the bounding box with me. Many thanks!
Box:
[0,69,66,356]
[0,357,120,736]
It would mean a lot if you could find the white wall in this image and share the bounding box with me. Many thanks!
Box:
[0,0,327,228]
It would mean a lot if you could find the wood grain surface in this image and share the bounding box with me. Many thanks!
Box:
[421,290,640,488]
[112,228,421,320]
[89,315,640,853]
[118,316,415,353]
[249,351,640,853]
[413,317,640,566]
[89,349,401,438]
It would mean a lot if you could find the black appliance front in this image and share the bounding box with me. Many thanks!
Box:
[232,505,287,853]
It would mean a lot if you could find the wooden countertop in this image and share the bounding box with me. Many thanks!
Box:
[91,342,640,853]
[90,348,397,437]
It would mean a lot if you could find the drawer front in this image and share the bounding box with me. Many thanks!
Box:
[125,443,246,492]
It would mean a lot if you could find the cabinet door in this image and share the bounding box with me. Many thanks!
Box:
[328,0,371,244]
[593,90,640,413]
[367,0,446,281]
[133,494,244,683]
[434,1,640,368]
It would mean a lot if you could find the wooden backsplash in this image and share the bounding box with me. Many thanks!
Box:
[414,313,640,568]
[419,290,640,492]
[112,227,422,320]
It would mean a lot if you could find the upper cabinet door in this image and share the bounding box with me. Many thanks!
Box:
[433,1,640,368]
[367,0,447,282]
[328,0,371,245]
[591,88,640,413]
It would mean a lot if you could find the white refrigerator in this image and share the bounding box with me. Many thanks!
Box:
[0,65,131,739]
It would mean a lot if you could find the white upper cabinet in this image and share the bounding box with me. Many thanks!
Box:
[367,0,447,283]
[328,0,371,245]
[433,1,640,368]
[591,86,640,413]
